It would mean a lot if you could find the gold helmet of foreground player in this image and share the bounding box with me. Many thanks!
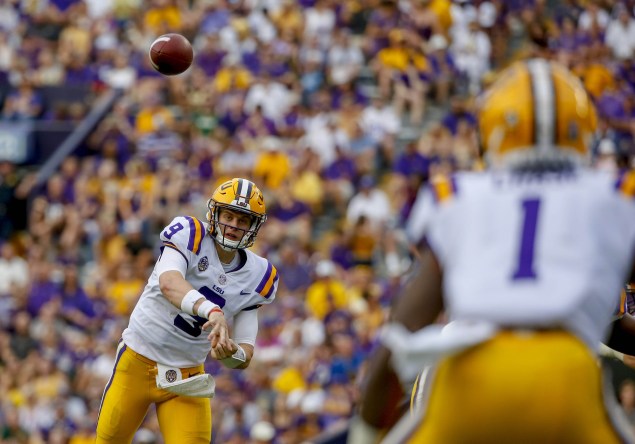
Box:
[478,58,597,168]
[207,178,267,250]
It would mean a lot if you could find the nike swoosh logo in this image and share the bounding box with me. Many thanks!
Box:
[240,290,250,295]
[189,372,200,377]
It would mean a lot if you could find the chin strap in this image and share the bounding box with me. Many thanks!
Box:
[217,240,238,252]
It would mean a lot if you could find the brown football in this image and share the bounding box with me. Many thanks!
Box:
[149,33,194,76]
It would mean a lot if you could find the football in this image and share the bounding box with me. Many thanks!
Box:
[149,33,194,76]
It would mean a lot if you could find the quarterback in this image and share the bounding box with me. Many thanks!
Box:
[350,59,635,443]
[96,178,278,444]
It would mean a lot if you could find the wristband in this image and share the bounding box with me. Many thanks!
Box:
[181,289,205,316]
[197,300,221,319]
[220,345,246,369]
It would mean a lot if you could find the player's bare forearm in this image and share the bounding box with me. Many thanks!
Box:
[389,248,444,332]
[607,314,635,356]
[359,248,444,428]
[158,270,205,313]
[359,345,405,429]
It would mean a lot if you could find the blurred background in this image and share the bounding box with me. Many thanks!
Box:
[1,0,635,443]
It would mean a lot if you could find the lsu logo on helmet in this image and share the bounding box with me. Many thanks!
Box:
[478,58,597,168]
[207,178,267,250]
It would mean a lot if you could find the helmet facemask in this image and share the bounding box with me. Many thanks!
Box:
[207,199,266,251]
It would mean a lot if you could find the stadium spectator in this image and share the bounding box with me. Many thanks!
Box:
[450,18,492,94]
[253,137,291,190]
[327,29,364,86]
[244,74,295,123]
[32,48,65,86]
[605,6,635,60]
[195,34,227,77]
[619,380,635,430]
[391,38,430,125]
[144,0,183,34]
[266,181,313,247]
[359,95,400,147]
[304,0,336,46]
[578,1,610,31]
[1,78,43,120]
[213,58,253,94]
[250,420,276,443]
[305,260,349,320]
[345,175,392,231]
[426,33,457,104]
[289,149,325,211]
[99,51,138,89]
[274,239,312,295]
[0,243,29,297]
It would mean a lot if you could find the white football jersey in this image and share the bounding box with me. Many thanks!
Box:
[407,169,635,349]
[123,216,278,367]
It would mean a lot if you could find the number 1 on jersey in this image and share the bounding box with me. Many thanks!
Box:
[512,198,541,280]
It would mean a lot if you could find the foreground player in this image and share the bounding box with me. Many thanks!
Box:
[409,283,635,417]
[96,178,278,444]
[350,59,635,443]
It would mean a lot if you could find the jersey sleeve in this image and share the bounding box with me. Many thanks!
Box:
[159,216,208,266]
[253,260,278,305]
[233,309,259,346]
[156,244,188,277]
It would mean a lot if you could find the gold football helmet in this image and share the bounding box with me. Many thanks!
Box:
[207,178,267,250]
[478,58,597,168]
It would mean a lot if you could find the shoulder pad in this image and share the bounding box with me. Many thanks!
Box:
[160,216,207,256]
[429,174,458,204]
[254,260,278,301]
[615,169,635,199]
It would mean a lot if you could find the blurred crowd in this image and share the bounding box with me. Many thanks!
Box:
[2,0,635,443]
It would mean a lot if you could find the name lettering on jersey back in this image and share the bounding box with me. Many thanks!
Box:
[212,284,224,295]
[492,170,578,188]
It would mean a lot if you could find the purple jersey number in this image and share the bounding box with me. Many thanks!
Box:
[163,222,184,240]
[512,198,541,280]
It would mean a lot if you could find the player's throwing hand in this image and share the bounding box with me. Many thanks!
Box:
[204,310,233,351]
[210,339,239,360]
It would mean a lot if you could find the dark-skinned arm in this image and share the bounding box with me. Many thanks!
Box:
[359,247,444,430]
[605,263,635,356]
[606,314,635,356]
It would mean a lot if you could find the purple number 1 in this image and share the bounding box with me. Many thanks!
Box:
[512,198,541,280]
